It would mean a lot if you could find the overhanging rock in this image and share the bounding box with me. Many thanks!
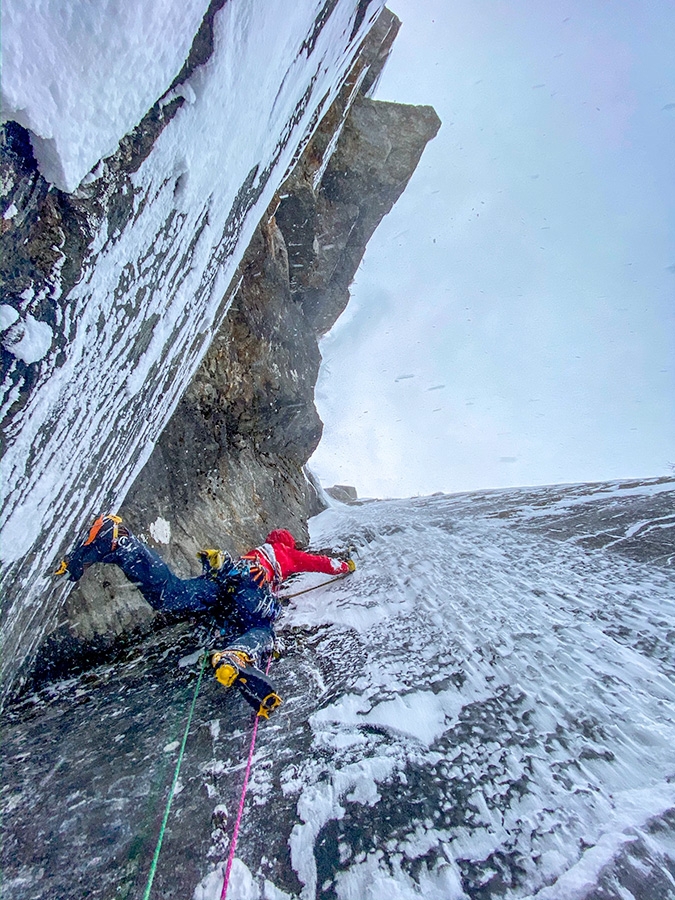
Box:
[0,0,387,703]
[35,8,441,685]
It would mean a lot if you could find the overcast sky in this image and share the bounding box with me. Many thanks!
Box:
[309,0,674,499]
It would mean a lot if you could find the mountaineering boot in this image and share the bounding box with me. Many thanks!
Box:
[210,650,282,719]
[55,514,129,581]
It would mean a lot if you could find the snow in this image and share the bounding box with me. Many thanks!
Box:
[149,516,172,544]
[334,852,466,900]
[1,313,53,364]
[270,481,675,898]
[313,684,492,747]
[193,858,296,900]
[497,478,675,521]
[0,0,213,191]
[0,305,20,331]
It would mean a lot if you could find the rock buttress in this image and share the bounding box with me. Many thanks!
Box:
[37,8,441,681]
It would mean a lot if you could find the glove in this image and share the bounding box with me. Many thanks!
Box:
[197,548,228,574]
[197,549,234,582]
[346,558,356,573]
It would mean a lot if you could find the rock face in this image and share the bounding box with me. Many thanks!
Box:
[3,479,673,900]
[278,95,443,335]
[0,2,443,701]
[325,484,359,503]
[31,9,440,683]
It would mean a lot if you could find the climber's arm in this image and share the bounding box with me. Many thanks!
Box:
[285,547,353,577]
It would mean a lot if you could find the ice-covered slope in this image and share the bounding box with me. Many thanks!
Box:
[0,0,213,191]
[2,478,673,899]
[0,0,385,702]
[293,478,675,899]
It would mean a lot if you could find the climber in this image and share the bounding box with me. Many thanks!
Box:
[56,515,355,717]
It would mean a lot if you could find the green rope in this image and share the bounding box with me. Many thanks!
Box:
[142,651,208,900]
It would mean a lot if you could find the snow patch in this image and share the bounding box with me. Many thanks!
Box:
[1,0,213,191]
[193,858,258,900]
[1,313,53,364]
[364,689,466,746]
[192,861,295,900]
[178,648,203,668]
[159,82,197,109]
[313,682,493,748]
[0,305,20,331]
[335,852,467,900]
[149,516,171,544]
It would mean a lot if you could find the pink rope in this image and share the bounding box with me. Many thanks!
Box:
[219,658,271,900]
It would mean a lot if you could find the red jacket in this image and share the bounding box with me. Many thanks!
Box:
[241,529,349,588]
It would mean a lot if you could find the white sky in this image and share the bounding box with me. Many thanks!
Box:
[310,0,675,499]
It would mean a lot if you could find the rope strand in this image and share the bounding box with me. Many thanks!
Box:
[142,652,207,900]
[220,657,272,900]
[279,570,348,601]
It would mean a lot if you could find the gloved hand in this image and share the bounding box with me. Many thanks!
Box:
[197,549,225,572]
[346,558,356,573]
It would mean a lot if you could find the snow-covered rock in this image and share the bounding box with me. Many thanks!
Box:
[1,0,213,192]
[0,7,443,697]
[2,478,673,899]
[0,0,388,703]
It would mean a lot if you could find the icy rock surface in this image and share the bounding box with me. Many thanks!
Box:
[0,0,384,701]
[1,0,213,191]
[2,478,674,900]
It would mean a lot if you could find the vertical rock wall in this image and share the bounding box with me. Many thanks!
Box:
[42,10,441,681]
[0,0,390,702]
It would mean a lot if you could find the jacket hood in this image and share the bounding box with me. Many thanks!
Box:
[266,529,296,549]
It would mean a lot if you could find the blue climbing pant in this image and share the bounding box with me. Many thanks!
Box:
[107,535,278,665]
